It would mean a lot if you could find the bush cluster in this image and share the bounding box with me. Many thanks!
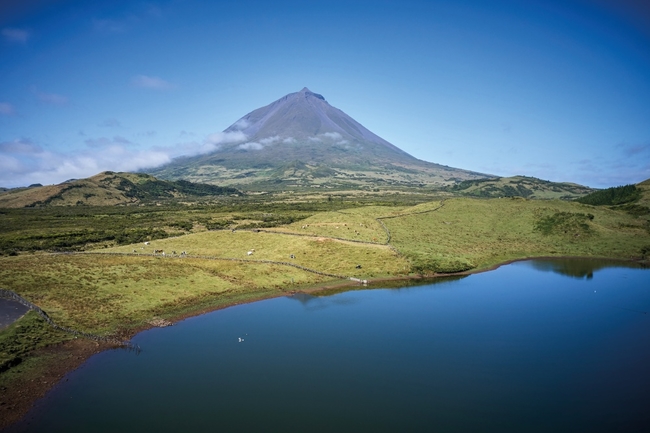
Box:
[575,184,641,206]
[534,212,594,236]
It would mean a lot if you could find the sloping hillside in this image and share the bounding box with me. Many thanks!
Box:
[0,172,240,208]
[446,176,594,199]
[573,179,650,223]
[634,178,650,208]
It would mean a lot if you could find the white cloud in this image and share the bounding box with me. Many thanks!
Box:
[0,128,250,187]
[231,118,251,130]
[163,131,248,157]
[0,139,42,154]
[31,87,69,105]
[617,141,650,157]
[283,137,296,143]
[0,102,16,116]
[0,137,172,188]
[238,142,264,150]
[0,154,24,173]
[307,133,347,144]
[93,4,163,34]
[259,135,281,145]
[205,131,246,148]
[93,18,127,33]
[322,132,342,140]
[85,136,134,148]
[2,28,30,43]
[131,75,173,90]
[99,118,121,127]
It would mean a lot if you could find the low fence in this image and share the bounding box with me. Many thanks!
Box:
[78,251,356,281]
[250,228,383,246]
[375,200,446,255]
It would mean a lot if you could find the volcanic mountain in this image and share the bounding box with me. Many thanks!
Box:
[151,88,490,190]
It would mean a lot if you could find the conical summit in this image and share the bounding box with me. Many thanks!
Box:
[151,88,489,190]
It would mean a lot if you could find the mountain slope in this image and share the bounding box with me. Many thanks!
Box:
[0,172,240,208]
[152,88,491,190]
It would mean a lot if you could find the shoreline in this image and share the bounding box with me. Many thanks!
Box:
[1,254,647,431]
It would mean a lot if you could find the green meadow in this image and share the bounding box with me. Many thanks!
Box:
[385,197,649,273]
[1,192,649,397]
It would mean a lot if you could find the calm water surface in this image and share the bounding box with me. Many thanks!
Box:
[13,259,650,432]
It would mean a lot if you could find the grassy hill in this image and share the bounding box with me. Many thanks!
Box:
[446,175,594,199]
[0,172,240,208]
[573,179,650,222]
[575,184,641,206]
[637,179,650,207]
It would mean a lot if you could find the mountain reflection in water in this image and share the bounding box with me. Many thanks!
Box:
[527,257,645,279]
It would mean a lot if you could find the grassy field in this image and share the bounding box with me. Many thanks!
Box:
[103,231,407,277]
[3,195,645,338]
[1,192,649,416]
[385,197,649,272]
[0,254,336,335]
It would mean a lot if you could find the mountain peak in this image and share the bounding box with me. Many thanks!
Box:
[150,88,491,189]
[299,87,325,101]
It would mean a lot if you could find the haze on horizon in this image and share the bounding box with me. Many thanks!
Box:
[1,0,649,189]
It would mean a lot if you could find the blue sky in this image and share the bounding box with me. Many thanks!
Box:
[1,0,649,188]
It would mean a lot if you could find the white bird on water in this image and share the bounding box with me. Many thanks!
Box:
[238,337,244,342]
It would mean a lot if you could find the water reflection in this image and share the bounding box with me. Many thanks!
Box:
[287,292,360,310]
[287,275,467,310]
[12,259,650,433]
[526,257,645,279]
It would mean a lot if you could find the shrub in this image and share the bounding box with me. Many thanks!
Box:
[534,212,593,237]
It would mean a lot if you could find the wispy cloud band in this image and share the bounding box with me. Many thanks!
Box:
[131,75,174,90]
[2,28,30,43]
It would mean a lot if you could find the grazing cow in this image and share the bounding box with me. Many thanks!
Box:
[181,251,187,256]
[247,251,253,256]
[290,254,295,259]
[172,250,177,255]
[133,249,137,253]
[154,249,164,255]
[145,241,150,246]
[356,264,362,269]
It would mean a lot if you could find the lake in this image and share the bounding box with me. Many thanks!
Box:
[11,259,650,432]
